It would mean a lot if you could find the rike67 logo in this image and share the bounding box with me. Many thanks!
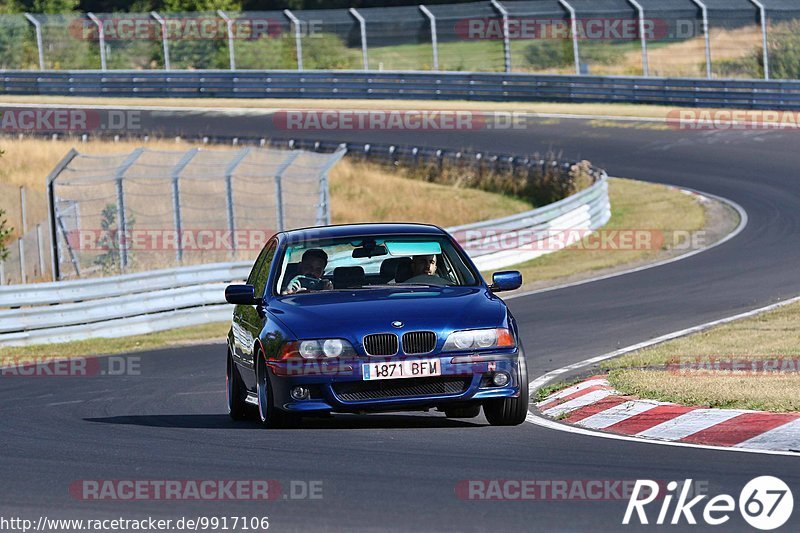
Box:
[624,477,793,530]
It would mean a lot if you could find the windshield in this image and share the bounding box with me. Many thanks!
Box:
[275,234,479,295]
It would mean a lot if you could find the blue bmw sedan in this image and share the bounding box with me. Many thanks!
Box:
[224,223,528,427]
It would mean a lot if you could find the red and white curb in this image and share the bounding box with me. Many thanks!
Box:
[536,375,800,453]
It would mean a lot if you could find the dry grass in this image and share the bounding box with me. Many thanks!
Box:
[0,321,230,363]
[503,177,706,284]
[604,300,800,412]
[328,159,531,227]
[585,27,763,78]
[609,370,800,413]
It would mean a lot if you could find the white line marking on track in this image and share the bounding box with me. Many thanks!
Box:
[576,400,662,430]
[636,409,747,441]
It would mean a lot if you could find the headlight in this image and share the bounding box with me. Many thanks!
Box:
[442,328,515,351]
[281,339,356,360]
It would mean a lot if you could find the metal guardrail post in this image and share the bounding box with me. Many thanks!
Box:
[490,0,512,73]
[690,0,712,78]
[217,10,236,71]
[273,151,302,232]
[749,0,769,80]
[224,148,251,257]
[316,145,347,226]
[114,148,145,273]
[283,9,303,71]
[46,149,79,281]
[150,11,171,71]
[171,148,199,265]
[87,13,107,71]
[349,8,369,71]
[627,0,649,76]
[558,0,581,75]
[419,5,439,71]
[23,13,45,70]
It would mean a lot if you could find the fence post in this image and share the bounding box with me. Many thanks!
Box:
[19,186,27,235]
[690,0,712,78]
[87,13,107,71]
[349,8,369,71]
[419,5,439,71]
[36,224,45,279]
[283,10,303,71]
[490,0,511,73]
[18,239,26,284]
[218,10,236,70]
[273,151,302,232]
[46,148,79,281]
[749,0,769,80]
[627,0,649,76]
[316,145,347,226]
[23,13,45,70]
[0,260,4,285]
[115,148,145,272]
[558,0,581,75]
[224,148,251,257]
[150,11,171,71]
[171,148,199,265]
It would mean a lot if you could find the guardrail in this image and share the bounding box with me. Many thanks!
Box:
[0,171,609,346]
[2,70,800,109]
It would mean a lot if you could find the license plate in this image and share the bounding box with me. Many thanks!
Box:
[362,359,441,381]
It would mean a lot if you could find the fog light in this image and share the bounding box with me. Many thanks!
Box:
[290,386,310,400]
[492,372,510,387]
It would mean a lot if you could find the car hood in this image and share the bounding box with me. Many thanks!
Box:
[268,286,507,340]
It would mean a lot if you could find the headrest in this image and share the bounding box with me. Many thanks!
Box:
[379,257,402,280]
[393,257,414,283]
[333,266,365,289]
[281,262,301,289]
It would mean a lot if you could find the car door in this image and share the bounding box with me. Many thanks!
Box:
[232,239,276,373]
[238,239,277,374]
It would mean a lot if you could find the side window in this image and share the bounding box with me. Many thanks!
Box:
[251,241,277,297]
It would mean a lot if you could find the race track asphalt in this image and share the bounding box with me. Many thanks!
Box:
[1,108,799,531]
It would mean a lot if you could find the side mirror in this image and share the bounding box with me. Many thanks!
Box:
[489,271,522,292]
[225,284,261,305]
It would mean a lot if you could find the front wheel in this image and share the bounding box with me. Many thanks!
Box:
[483,358,529,426]
[256,352,300,428]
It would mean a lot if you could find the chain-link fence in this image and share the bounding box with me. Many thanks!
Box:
[4,2,800,79]
[0,183,51,285]
[44,145,345,281]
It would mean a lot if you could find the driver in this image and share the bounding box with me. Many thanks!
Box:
[411,254,437,277]
[284,249,334,294]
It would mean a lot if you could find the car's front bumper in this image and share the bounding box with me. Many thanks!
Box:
[266,349,523,413]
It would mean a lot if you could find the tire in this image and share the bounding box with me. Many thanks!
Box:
[227,351,250,420]
[444,403,482,419]
[256,352,300,429]
[483,358,529,426]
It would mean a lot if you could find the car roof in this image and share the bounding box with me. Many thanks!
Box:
[281,223,448,242]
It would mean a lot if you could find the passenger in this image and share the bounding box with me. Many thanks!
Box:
[284,249,334,294]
